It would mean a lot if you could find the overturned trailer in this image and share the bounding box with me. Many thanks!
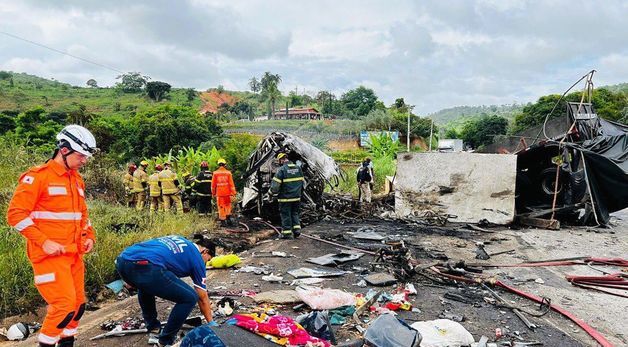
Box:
[241,132,346,222]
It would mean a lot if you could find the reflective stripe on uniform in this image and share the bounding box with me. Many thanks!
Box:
[38,333,59,344]
[278,197,300,202]
[292,225,301,229]
[30,211,82,220]
[34,273,56,284]
[283,177,304,182]
[273,177,282,183]
[14,217,34,231]
[62,328,78,336]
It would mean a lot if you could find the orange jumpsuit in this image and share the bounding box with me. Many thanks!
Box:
[211,166,236,221]
[6,160,95,345]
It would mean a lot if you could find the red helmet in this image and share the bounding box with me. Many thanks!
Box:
[200,161,209,168]
[155,164,163,171]
[128,163,137,172]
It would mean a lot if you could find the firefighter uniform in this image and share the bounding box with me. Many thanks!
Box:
[132,166,148,210]
[7,159,95,345]
[270,160,304,237]
[192,170,213,216]
[159,167,183,214]
[148,171,162,215]
[211,165,236,221]
[123,171,135,207]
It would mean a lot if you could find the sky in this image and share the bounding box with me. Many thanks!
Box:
[1,0,627,114]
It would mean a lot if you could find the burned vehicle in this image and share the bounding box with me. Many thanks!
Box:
[483,101,628,226]
[240,132,346,222]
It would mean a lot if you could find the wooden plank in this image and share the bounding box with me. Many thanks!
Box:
[518,216,560,230]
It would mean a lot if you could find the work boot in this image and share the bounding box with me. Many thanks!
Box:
[281,232,294,239]
[293,229,301,238]
[56,336,74,347]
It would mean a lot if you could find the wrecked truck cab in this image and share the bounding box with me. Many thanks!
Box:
[507,102,628,226]
[241,132,346,223]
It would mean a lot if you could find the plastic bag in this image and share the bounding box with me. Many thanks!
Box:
[297,310,336,344]
[410,319,474,347]
[295,287,356,310]
[364,314,421,347]
[207,254,241,268]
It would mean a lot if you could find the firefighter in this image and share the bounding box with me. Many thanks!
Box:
[133,161,149,211]
[159,162,183,214]
[211,158,236,225]
[7,125,98,347]
[192,161,213,217]
[270,153,304,239]
[148,164,163,215]
[181,171,195,213]
[123,163,136,207]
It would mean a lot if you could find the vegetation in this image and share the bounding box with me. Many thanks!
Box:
[460,115,509,149]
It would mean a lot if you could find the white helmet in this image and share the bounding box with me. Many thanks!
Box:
[56,125,98,157]
[7,322,29,340]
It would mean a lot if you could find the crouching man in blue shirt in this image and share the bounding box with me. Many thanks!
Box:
[116,235,215,346]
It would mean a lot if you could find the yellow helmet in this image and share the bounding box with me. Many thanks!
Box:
[217,158,227,165]
[140,160,149,166]
[276,153,287,160]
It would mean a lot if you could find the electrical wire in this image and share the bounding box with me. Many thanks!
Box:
[0,31,124,74]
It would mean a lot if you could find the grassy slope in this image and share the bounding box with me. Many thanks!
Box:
[0,72,202,116]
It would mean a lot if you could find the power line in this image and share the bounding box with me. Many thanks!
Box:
[0,31,124,74]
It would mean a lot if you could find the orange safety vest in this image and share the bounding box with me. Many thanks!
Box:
[211,167,236,197]
[6,160,95,263]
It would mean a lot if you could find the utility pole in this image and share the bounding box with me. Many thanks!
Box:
[428,119,434,152]
[407,113,411,152]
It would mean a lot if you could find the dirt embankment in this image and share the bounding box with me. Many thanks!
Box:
[199,91,238,114]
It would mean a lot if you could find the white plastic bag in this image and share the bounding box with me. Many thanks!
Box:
[410,319,475,347]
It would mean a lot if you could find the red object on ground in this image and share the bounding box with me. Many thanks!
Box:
[496,280,615,347]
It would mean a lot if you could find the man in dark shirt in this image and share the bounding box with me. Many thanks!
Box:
[116,235,215,346]
[270,153,304,239]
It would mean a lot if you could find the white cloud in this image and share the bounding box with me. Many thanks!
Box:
[1,0,627,114]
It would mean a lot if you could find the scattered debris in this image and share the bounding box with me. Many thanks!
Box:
[364,314,421,347]
[287,267,347,279]
[295,287,356,310]
[307,251,364,266]
[261,273,283,282]
[253,290,302,304]
[365,272,397,286]
[411,319,475,347]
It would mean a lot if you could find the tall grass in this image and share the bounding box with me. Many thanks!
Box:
[0,141,215,317]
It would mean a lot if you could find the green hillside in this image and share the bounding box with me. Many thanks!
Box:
[429,104,524,128]
[0,72,202,116]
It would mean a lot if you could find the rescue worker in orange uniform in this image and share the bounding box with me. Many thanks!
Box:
[123,163,136,207]
[159,162,183,214]
[211,158,236,225]
[148,164,163,215]
[7,125,98,347]
[133,161,149,210]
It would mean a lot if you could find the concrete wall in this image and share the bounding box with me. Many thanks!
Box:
[395,152,517,224]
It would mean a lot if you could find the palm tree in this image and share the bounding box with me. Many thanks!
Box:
[248,77,260,94]
[260,72,282,118]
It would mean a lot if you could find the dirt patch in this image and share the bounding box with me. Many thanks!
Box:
[199,91,238,114]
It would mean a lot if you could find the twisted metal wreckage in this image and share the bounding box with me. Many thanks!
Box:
[240,132,348,223]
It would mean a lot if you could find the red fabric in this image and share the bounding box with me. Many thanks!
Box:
[233,314,330,347]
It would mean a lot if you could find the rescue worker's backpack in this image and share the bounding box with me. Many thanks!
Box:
[357,166,372,183]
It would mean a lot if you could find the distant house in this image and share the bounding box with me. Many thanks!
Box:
[272,107,323,120]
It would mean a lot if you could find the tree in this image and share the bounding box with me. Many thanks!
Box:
[145,81,171,101]
[67,103,93,126]
[86,79,98,88]
[341,86,378,118]
[249,77,261,94]
[186,88,197,102]
[0,113,16,135]
[0,71,11,80]
[216,85,225,94]
[115,72,149,93]
[260,72,282,117]
[288,91,303,107]
[461,116,509,149]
